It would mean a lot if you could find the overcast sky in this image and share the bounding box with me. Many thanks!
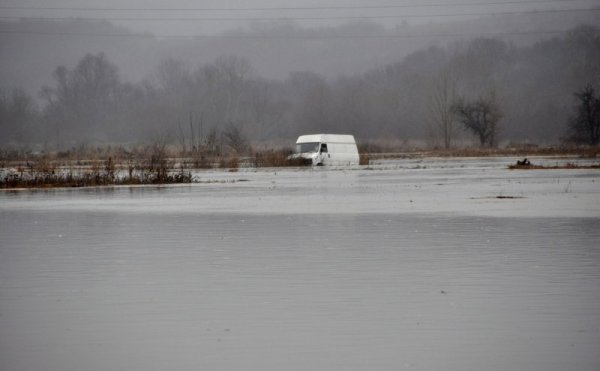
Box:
[2,0,599,35]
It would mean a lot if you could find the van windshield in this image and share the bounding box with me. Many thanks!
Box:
[295,142,320,153]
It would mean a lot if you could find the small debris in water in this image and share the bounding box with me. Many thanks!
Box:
[469,196,525,199]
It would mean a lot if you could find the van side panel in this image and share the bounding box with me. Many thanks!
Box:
[295,134,359,166]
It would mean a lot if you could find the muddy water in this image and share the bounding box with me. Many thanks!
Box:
[1,159,599,370]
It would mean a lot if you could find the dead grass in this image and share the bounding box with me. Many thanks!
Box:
[253,150,291,167]
[368,146,599,159]
[508,162,600,170]
[1,155,192,189]
[1,170,193,189]
[359,154,370,166]
[0,147,316,188]
[3,143,598,189]
[219,155,240,171]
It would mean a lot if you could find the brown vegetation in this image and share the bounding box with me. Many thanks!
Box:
[1,154,193,189]
[359,154,370,166]
[0,146,314,189]
[0,145,194,189]
[508,162,600,170]
[367,145,599,159]
[2,143,598,189]
[507,156,600,169]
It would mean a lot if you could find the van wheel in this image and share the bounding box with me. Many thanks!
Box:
[316,162,323,166]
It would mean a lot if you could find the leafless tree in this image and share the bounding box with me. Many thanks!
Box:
[156,58,190,93]
[246,78,287,140]
[147,132,170,181]
[452,91,502,147]
[223,123,250,154]
[427,72,458,149]
[176,120,187,155]
[199,55,253,125]
[204,127,220,155]
[287,71,334,133]
[40,53,125,142]
[567,84,600,145]
[0,89,38,145]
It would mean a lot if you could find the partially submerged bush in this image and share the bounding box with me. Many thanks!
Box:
[219,155,239,170]
[1,155,192,189]
[253,149,294,167]
[359,154,370,166]
[508,159,600,170]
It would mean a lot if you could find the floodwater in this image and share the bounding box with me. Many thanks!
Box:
[1,157,599,371]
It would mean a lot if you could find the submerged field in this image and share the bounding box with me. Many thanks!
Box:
[1,157,599,370]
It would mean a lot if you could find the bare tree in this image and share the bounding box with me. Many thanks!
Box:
[204,127,220,155]
[0,89,38,145]
[189,113,198,153]
[222,123,249,154]
[147,132,171,181]
[156,58,190,93]
[452,91,502,147]
[246,78,287,140]
[40,53,125,142]
[567,84,600,145]
[198,55,253,126]
[176,120,187,155]
[287,71,334,133]
[427,72,458,149]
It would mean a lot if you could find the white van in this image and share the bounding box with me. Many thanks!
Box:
[290,134,360,166]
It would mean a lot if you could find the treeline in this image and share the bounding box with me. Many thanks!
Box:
[1,24,599,150]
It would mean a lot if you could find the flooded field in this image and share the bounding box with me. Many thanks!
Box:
[1,157,599,370]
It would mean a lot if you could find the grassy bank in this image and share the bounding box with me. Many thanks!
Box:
[508,162,600,170]
[1,157,193,189]
[0,148,309,189]
[364,146,599,159]
[2,145,599,189]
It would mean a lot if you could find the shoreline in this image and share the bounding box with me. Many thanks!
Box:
[2,152,599,190]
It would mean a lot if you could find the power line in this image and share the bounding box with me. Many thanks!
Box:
[1,7,598,22]
[0,0,590,12]
[0,29,570,39]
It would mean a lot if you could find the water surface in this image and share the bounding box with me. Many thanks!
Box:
[1,159,599,370]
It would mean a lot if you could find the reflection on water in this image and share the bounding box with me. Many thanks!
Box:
[1,208,599,371]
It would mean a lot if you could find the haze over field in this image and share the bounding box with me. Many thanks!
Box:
[1,0,599,147]
[2,3,600,369]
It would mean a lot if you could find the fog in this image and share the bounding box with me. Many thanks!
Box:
[4,0,599,35]
[1,0,600,147]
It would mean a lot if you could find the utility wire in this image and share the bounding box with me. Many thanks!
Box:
[0,0,591,12]
[0,7,598,22]
[0,29,571,39]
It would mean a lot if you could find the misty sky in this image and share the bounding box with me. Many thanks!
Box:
[1,0,598,98]
[3,0,599,36]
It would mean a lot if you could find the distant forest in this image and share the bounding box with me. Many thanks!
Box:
[1,22,599,149]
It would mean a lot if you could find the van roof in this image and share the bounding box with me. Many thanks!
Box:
[296,134,356,144]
